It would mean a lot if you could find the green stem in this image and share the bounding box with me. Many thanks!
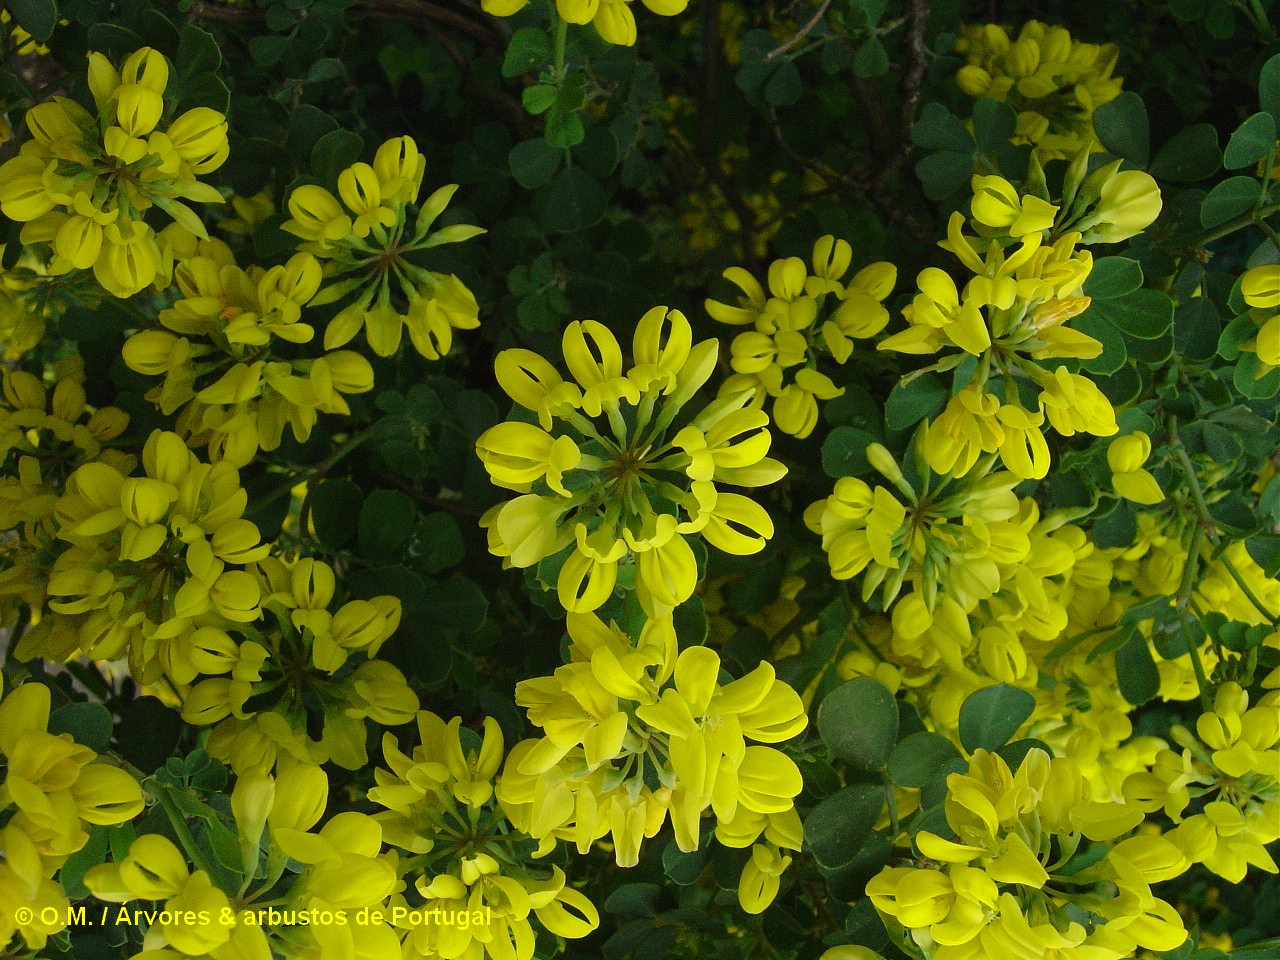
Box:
[1256,216,1280,252]
[1175,523,1213,712]
[154,784,221,881]
[1194,201,1280,247]
[552,9,568,76]
[1219,554,1280,626]
[257,425,376,513]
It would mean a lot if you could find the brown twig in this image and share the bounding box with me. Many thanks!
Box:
[189,0,505,50]
[698,0,722,163]
[766,104,933,245]
[764,0,833,61]
[872,0,930,193]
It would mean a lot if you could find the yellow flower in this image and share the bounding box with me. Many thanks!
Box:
[370,710,600,960]
[0,47,228,297]
[808,443,1031,611]
[479,307,784,615]
[1107,431,1164,504]
[708,239,894,436]
[499,612,806,873]
[954,20,1122,159]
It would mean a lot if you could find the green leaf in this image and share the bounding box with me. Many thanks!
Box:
[817,677,898,771]
[1093,92,1150,167]
[887,731,961,788]
[1200,175,1262,228]
[958,684,1034,753]
[662,840,710,885]
[542,166,606,234]
[1149,124,1220,182]
[1262,52,1280,124]
[818,833,893,901]
[765,61,803,106]
[309,479,363,550]
[1224,112,1277,170]
[911,103,973,154]
[287,104,339,158]
[1116,633,1160,705]
[60,826,108,898]
[177,72,231,114]
[49,702,112,753]
[1083,257,1143,299]
[248,34,289,67]
[177,24,221,77]
[415,513,465,575]
[1077,288,1173,369]
[357,489,416,560]
[311,129,365,186]
[509,138,561,190]
[604,883,663,917]
[885,373,948,431]
[522,84,558,115]
[503,26,552,77]
[822,425,876,478]
[423,577,488,633]
[7,0,58,42]
[914,151,972,201]
[804,784,886,869]
[115,697,181,773]
[972,98,1017,155]
[852,37,889,78]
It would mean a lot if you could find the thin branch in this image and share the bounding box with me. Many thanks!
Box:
[871,0,930,194]
[765,0,833,61]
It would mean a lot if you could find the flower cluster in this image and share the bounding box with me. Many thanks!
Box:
[868,748,1189,960]
[282,135,483,359]
[953,21,1123,159]
[85,764,401,960]
[1123,682,1280,883]
[0,358,132,622]
[187,555,415,773]
[497,611,807,911]
[0,678,144,951]
[806,441,1031,612]
[480,0,688,47]
[25,429,266,675]
[370,710,601,960]
[0,47,228,297]
[882,164,1161,480]
[707,236,896,438]
[478,306,785,615]
[122,238,374,466]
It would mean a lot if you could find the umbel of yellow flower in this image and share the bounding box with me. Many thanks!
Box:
[282,135,484,359]
[1124,682,1280,884]
[496,611,807,915]
[478,306,785,615]
[707,236,896,438]
[480,0,688,47]
[806,441,1032,611]
[0,47,229,297]
[0,677,144,953]
[25,430,268,676]
[954,20,1123,159]
[369,710,600,960]
[879,170,1160,479]
[184,555,415,773]
[868,747,1189,960]
[121,237,375,466]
